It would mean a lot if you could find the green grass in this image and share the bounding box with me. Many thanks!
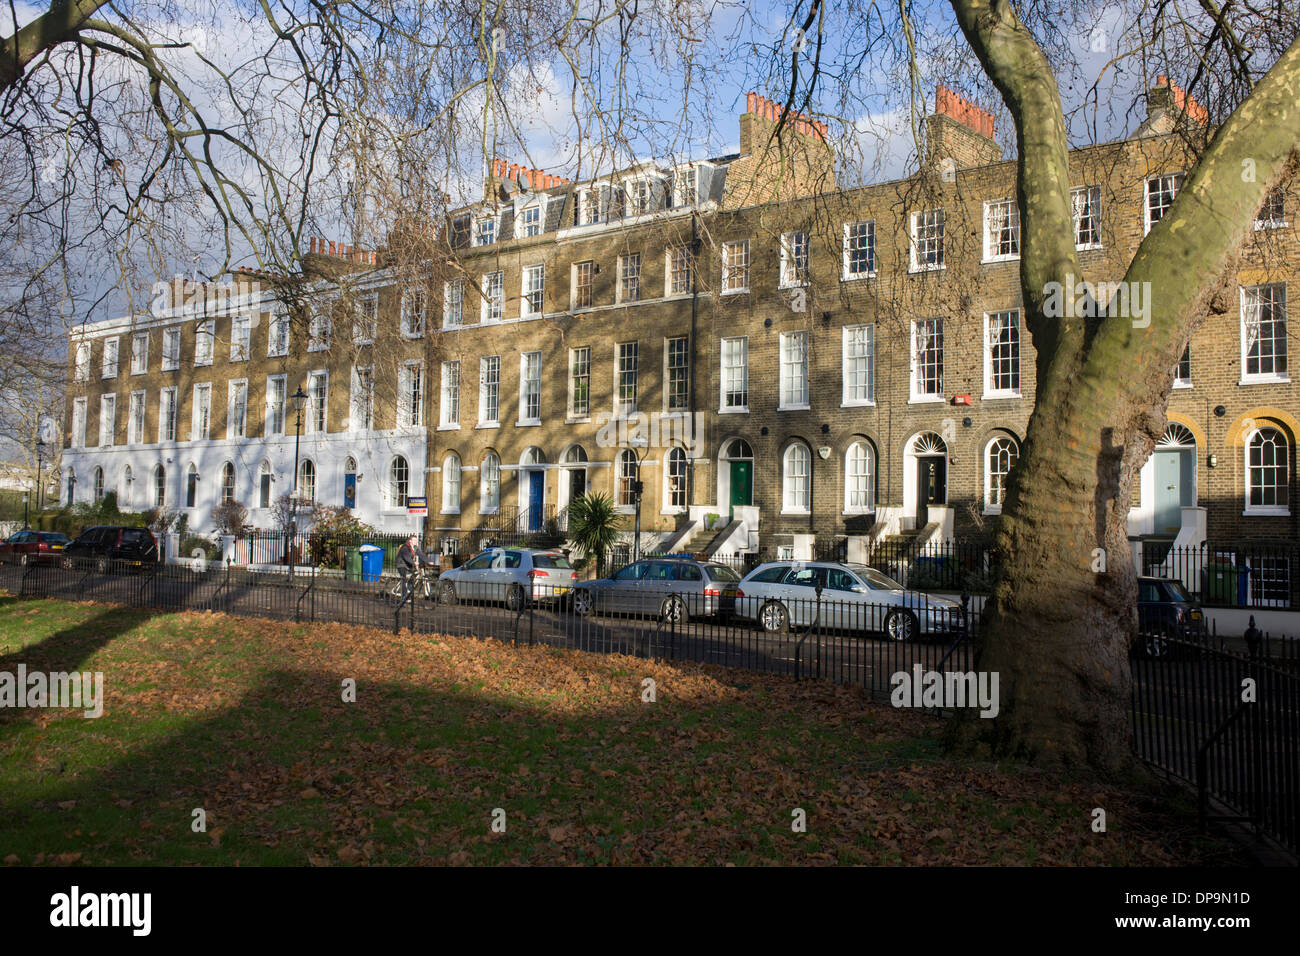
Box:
[0,595,1240,866]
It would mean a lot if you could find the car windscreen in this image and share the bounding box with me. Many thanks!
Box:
[39,533,69,544]
[857,567,904,591]
[533,554,572,569]
[120,529,151,544]
[704,565,741,583]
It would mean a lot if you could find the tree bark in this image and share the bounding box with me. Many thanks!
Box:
[0,0,111,91]
[947,0,1300,774]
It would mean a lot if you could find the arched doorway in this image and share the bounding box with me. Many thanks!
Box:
[718,438,754,519]
[904,432,948,527]
[559,444,588,512]
[519,447,546,531]
[1152,423,1197,534]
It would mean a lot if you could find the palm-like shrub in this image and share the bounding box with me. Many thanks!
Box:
[566,492,621,578]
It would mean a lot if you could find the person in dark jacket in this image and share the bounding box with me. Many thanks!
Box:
[396,533,433,607]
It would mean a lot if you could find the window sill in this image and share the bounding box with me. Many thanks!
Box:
[720,288,750,297]
[778,404,811,412]
[516,419,541,428]
[841,509,874,517]
[565,416,591,425]
[908,395,946,404]
[982,506,1004,516]
[981,255,1020,265]
[841,272,876,282]
[478,507,499,516]
[476,422,500,430]
[440,510,461,516]
[780,509,811,517]
[1172,381,1194,390]
[840,400,875,409]
[777,281,810,291]
[1076,243,1104,252]
[1254,220,1289,231]
[437,424,460,431]
[1243,507,1289,517]
[1238,375,1290,386]
[982,391,1022,401]
[908,263,946,274]
[718,406,749,415]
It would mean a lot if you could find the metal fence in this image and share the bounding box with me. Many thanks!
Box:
[8,554,1296,855]
[1141,542,1299,610]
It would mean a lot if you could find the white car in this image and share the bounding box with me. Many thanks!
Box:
[735,561,963,641]
[438,548,576,610]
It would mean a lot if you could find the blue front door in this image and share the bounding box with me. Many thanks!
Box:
[344,473,356,509]
[528,471,544,531]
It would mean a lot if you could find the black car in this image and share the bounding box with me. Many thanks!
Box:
[62,526,159,572]
[1135,576,1207,658]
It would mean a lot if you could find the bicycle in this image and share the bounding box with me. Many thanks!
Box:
[383,563,437,603]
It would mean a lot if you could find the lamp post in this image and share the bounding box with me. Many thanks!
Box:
[287,386,308,577]
[34,439,46,516]
[628,438,649,563]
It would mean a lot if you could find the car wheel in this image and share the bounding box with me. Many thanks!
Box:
[660,595,689,625]
[884,609,918,642]
[759,600,789,634]
[572,589,594,617]
[439,581,458,606]
[94,557,109,575]
[506,584,526,612]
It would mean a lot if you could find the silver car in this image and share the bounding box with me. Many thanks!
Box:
[572,558,741,623]
[438,548,577,609]
[735,561,963,641]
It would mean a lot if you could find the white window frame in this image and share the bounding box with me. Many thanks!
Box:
[307,311,331,352]
[842,221,876,279]
[99,394,115,447]
[227,379,248,439]
[267,314,289,357]
[442,280,464,328]
[909,209,946,272]
[128,390,146,445]
[1173,345,1193,389]
[480,453,501,514]
[399,361,424,428]
[663,447,688,514]
[982,199,1020,262]
[400,288,426,338]
[194,321,214,366]
[569,347,591,419]
[844,441,874,514]
[481,271,504,323]
[441,453,461,514]
[910,318,945,402]
[265,375,286,437]
[353,294,378,344]
[1244,426,1290,516]
[666,247,692,297]
[479,356,500,426]
[230,314,251,361]
[782,443,812,515]
[72,397,87,448]
[1240,283,1289,383]
[474,215,497,247]
[615,342,638,416]
[351,365,374,433]
[131,332,149,375]
[159,387,177,443]
[571,261,594,310]
[74,342,91,382]
[778,331,809,410]
[1145,173,1184,234]
[306,370,328,434]
[665,337,689,413]
[983,310,1022,399]
[721,240,750,294]
[439,361,460,429]
[101,337,120,378]
[191,383,212,441]
[519,350,542,425]
[779,231,810,288]
[984,435,1020,515]
[520,205,542,237]
[841,325,875,407]
[720,336,748,413]
[618,254,641,303]
[1072,186,1103,250]
[522,264,545,317]
[1255,187,1288,230]
[162,327,181,370]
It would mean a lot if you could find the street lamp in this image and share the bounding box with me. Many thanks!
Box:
[34,439,46,517]
[287,386,309,576]
[628,437,650,562]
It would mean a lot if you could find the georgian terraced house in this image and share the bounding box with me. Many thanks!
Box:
[62,83,1296,592]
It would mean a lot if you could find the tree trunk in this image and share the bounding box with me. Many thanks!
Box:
[945,0,1300,774]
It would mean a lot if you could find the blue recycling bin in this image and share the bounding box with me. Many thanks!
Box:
[359,544,384,583]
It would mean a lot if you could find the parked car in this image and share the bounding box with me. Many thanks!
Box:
[1135,576,1208,658]
[61,526,159,571]
[0,530,70,566]
[437,548,576,610]
[735,561,963,641]
[571,557,741,622]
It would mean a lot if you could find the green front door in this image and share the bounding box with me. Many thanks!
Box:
[729,460,752,519]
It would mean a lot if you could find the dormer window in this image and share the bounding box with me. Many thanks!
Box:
[629,180,652,216]
[474,216,497,246]
[521,205,542,237]
[450,214,471,248]
[672,167,696,208]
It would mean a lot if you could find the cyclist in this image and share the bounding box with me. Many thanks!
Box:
[396,533,434,608]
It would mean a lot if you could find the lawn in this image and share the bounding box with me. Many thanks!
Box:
[0,595,1241,865]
